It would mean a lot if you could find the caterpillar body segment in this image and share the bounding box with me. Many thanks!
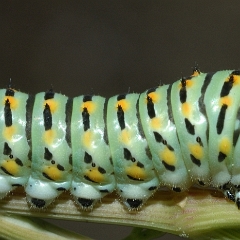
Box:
[139,85,191,192]
[171,71,211,186]
[70,95,115,209]
[0,89,31,198]
[0,69,240,210]
[107,94,159,209]
[25,91,72,208]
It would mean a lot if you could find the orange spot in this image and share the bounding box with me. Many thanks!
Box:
[181,102,191,117]
[151,117,161,130]
[228,74,240,86]
[220,96,232,106]
[82,130,93,148]
[81,101,96,114]
[3,96,18,110]
[119,129,131,145]
[189,144,203,159]
[178,79,193,89]
[116,99,129,111]
[191,70,200,77]
[219,137,231,155]
[147,92,159,103]
[85,168,105,183]
[3,126,15,141]
[126,165,146,181]
[44,99,58,113]
[43,130,56,145]
[1,159,19,176]
[160,147,176,166]
[43,166,62,181]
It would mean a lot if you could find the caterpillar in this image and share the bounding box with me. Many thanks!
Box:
[0,68,240,210]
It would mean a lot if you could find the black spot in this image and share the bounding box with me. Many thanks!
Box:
[15,158,23,166]
[84,175,98,183]
[167,145,174,151]
[147,95,156,119]
[57,164,64,171]
[31,198,46,208]
[162,160,175,171]
[65,98,73,147]
[123,148,135,162]
[44,147,52,160]
[44,89,54,100]
[153,131,163,143]
[1,166,13,176]
[4,99,12,127]
[185,118,195,135]
[26,95,35,146]
[98,166,106,174]
[198,180,205,186]
[51,160,55,164]
[148,186,157,191]
[84,152,92,163]
[42,172,54,181]
[126,199,142,208]
[82,107,90,131]
[145,147,152,160]
[99,189,109,193]
[217,104,227,134]
[12,184,22,187]
[77,198,94,208]
[117,94,126,101]
[57,187,65,191]
[83,95,92,102]
[220,75,234,97]
[69,154,72,165]
[137,161,144,168]
[190,154,201,167]
[127,175,144,181]
[231,70,240,75]
[5,88,14,96]
[218,151,227,162]
[28,150,32,161]
[196,136,203,146]
[117,105,125,130]
[43,103,52,131]
[3,142,12,155]
[172,187,181,192]
[179,78,187,103]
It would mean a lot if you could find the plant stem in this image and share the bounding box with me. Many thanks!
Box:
[0,187,239,239]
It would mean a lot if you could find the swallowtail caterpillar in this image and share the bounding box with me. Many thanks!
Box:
[0,68,240,210]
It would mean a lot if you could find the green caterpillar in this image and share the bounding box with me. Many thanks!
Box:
[0,68,239,210]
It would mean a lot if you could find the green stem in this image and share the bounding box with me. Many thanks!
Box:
[0,187,239,239]
[122,227,165,240]
[0,214,91,240]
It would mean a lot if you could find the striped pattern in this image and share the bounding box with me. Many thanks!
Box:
[0,69,240,210]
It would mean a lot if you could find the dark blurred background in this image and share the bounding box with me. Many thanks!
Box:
[1,1,240,239]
